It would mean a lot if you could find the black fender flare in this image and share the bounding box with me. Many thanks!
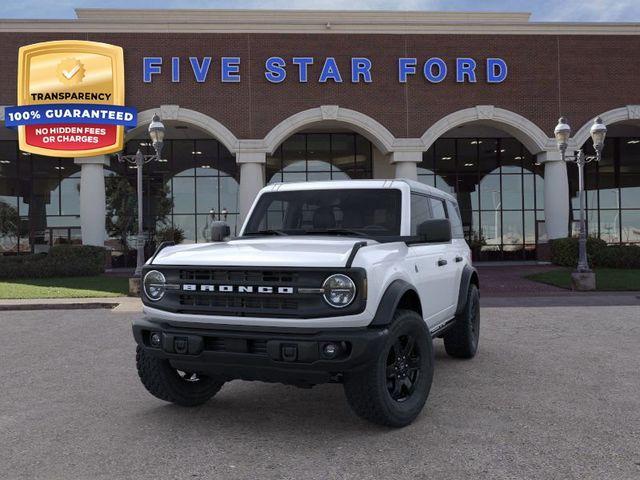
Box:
[369,279,420,327]
[455,264,479,316]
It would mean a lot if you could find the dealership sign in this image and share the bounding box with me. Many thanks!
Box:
[5,40,137,157]
[142,56,508,84]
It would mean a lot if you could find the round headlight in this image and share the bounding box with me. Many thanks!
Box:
[322,274,356,308]
[143,270,166,301]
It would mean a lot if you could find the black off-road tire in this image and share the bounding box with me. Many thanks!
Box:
[343,309,434,428]
[443,283,480,359]
[136,346,224,406]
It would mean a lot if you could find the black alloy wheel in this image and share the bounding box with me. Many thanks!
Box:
[386,334,421,402]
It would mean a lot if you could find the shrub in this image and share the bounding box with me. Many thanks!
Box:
[154,226,185,245]
[0,245,107,279]
[593,244,640,269]
[550,237,640,269]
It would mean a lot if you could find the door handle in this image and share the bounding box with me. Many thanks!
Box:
[455,256,463,263]
[437,259,447,267]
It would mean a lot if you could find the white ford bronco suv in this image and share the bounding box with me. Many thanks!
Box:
[133,179,480,427]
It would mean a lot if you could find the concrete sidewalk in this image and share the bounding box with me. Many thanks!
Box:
[0,296,142,313]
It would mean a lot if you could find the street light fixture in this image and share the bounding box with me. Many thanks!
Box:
[553,116,607,281]
[117,113,166,277]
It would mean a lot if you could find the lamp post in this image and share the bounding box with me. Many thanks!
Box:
[553,116,607,286]
[117,113,166,276]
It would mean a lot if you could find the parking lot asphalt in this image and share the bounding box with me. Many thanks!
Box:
[1,305,639,480]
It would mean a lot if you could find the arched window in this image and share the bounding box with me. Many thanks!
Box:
[418,137,544,260]
[267,133,373,184]
[111,138,240,247]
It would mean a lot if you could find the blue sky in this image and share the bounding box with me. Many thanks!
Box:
[1,0,639,22]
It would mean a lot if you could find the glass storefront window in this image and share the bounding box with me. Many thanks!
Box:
[455,175,479,211]
[524,210,536,245]
[500,138,523,174]
[479,175,501,211]
[523,174,536,210]
[534,173,544,211]
[569,136,640,244]
[282,135,306,172]
[621,175,640,209]
[419,136,545,260]
[266,133,373,184]
[172,177,196,214]
[479,139,500,173]
[172,214,196,243]
[621,210,640,243]
[60,176,80,215]
[435,138,457,175]
[3,131,639,259]
[173,140,195,177]
[0,142,18,178]
[502,210,524,248]
[307,134,331,172]
[220,176,239,213]
[102,138,240,265]
[599,210,620,243]
[501,175,523,210]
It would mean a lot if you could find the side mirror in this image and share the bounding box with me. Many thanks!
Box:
[417,218,452,243]
[209,221,231,242]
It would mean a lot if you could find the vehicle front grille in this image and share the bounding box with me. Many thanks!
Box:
[144,266,366,319]
[179,293,299,316]
[179,269,299,284]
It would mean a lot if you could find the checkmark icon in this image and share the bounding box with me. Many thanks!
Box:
[62,64,80,79]
[57,59,84,85]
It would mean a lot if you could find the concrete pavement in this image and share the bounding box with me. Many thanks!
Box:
[1,305,639,479]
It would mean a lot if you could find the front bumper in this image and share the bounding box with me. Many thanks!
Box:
[133,318,389,386]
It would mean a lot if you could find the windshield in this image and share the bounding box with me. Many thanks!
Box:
[243,188,402,238]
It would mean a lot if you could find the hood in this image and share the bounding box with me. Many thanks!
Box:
[151,236,372,268]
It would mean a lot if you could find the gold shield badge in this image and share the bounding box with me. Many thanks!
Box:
[15,40,126,157]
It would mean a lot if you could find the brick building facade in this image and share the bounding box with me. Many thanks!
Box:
[0,10,639,261]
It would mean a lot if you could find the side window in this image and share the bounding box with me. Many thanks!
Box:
[410,193,431,235]
[429,197,447,220]
[446,200,464,238]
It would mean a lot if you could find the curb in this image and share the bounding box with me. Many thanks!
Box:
[481,294,640,308]
[0,302,119,311]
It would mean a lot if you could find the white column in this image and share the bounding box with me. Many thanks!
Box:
[538,151,569,240]
[390,150,422,181]
[237,151,266,224]
[74,155,109,246]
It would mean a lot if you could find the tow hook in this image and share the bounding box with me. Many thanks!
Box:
[174,337,189,354]
[281,344,298,362]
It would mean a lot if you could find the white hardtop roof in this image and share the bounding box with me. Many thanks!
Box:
[263,179,458,203]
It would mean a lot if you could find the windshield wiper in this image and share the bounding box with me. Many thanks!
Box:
[243,229,287,236]
[304,228,370,238]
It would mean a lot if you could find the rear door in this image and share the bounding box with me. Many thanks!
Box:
[446,199,467,298]
[427,196,459,319]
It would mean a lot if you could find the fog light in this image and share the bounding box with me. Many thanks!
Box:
[323,343,339,358]
[150,332,161,347]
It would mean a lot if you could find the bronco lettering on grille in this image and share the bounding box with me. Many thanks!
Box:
[181,284,295,294]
